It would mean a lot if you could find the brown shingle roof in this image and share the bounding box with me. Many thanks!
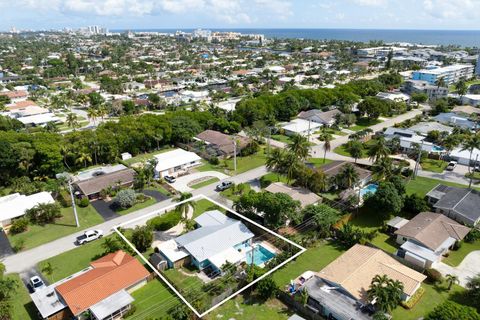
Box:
[75,168,136,196]
[55,251,149,316]
[265,182,320,207]
[394,212,470,251]
[320,161,372,181]
[318,244,426,302]
[196,130,249,155]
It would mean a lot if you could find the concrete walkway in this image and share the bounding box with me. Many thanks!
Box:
[169,171,229,192]
[435,251,480,287]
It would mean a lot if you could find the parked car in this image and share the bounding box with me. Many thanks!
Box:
[446,161,457,171]
[164,175,176,183]
[474,165,480,172]
[216,181,233,191]
[29,276,46,292]
[76,229,103,245]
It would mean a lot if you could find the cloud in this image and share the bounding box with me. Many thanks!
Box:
[423,0,479,20]
[352,0,387,6]
[254,0,293,18]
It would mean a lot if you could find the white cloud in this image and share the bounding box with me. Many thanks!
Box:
[352,0,387,6]
[159,0,205,14]
[423,0,479,20]
[254,0,293,18]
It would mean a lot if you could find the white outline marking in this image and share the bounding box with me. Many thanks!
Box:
[113,194,306,318]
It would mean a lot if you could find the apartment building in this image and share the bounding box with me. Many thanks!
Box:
[412,64,474,85]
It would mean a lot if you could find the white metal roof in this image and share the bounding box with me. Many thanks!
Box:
[0,192,54,222]
[89,290,134,320]
[157,239,190,262]
[16,113,60,125]
[401,240,440,262]
[282,118,321,133]
[208,247,244,269]
[154,148,202,173]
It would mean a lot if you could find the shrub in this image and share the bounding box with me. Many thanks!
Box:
[256,276,278,300]
[147,211,182,231]
[58,190,72,207]
[401,286,425,309]
[425,301,480,320]
[425,268,443,284]
[26,203,62,225]
[403,194,429,216]
[465,229,480,243]
[131,225,153,252]
[78,198,89,208]
[452,241,462,251]
[209,156,220,165]
[9,218,29,234]
[114,189,137,209]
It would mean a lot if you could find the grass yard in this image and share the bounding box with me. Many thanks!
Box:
[349,118,382,131]
[405,176,471,197]
[116,197,157,215]
[420,158,448,173]
[190,177,220,189]
[271,134,292,144]
[333,144,368,158]
[198,148,268,175]
[127,279,179,319]
[370,232,398,254]
[259,172,290,188]
[37,235,107,283]
[124,147,176,165]
[220,183,252,201]
[307,157,334,167]
[443,239,480,267]
[163,268,203,292]
[272,241,344,287]
[192,199,223,218]
[391,283,468,320]
[206,295,292,320]
[7,274,37,320]
[145,185,171,196]
[9,204,104,251]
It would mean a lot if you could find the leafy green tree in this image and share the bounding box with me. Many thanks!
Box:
[345,139,363,163]
[256,276,278,300]
[26,203,62,225]
[301,204,340,237]
[425,301,480,320]
[411,92,428,103]
[403,194,429,215]
[114,189,137,209]
[131,226,153,253]
[366,182,404,218]
[467,274,480,309]
[367,274,404,313]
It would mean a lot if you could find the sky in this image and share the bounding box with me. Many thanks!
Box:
[0,0,479,31]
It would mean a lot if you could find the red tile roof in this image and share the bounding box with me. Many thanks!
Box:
[55,251,149,316]
[0,90,28,99]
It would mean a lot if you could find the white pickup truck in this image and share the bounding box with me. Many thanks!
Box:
[76,229,103,245]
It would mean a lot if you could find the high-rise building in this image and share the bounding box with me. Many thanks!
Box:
[412,64,475,85]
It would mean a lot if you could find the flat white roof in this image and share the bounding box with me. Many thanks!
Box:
[282,118,322,133]
[451,147,480,160]
[209,247,244,269]
[17,112,60,125]
[0,192,54,222]
[157,239,189,262]
[154,149,202,173]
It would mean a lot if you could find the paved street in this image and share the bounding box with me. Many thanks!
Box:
[3,166,267,274]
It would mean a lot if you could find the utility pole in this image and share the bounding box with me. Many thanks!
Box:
[307,119,311,143]
[233,139,237,173]
[413,141,424,179]
[469,154,479,189]
[69,181,80,227]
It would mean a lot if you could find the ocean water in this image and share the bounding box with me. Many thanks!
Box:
[113,28,480,47]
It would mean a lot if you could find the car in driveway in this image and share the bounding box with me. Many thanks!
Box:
[216,181,233,191]
[29,276,46,292]
[446,161,457,171]
[164,175,176,183]
[76,229,103,245]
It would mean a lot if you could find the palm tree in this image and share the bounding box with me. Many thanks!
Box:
[75,151,92,168]
[337,163,360,189]
[446,274,459,291]
[175,192,194,219]
[266,148,286,173]
[41,262,55,282]
[345,140,363,163]
[372,157,394,181]
[97,104,108,120]
[461,134,480,176]
[455,78,468,97]
[321,133,332,163]
[367,274,404,313]
[60,145,72,170]
[66,113,79,130]
[288,134,310,161]
[367,136,390,162]
[435,76,447,89]
[87,107,98,125]
[284,152,300,183]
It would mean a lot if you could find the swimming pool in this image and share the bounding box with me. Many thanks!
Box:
[360,183,378,197]
[246,245,276,266]
[432,145,445,152]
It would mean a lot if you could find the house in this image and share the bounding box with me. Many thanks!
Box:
[74,168,136,199]
[195,130,249,157]
[376,92,410,103]
[383,127,444,153]
[153,148,202,178]
[30,251,149,320]
[0,90,28,102]
[426,184,480,226]
[297,109,342,127]
[461,94,480,107]
[0,192,55,227]
[265,182,320,208]
[449,147,480,166]
[394,212,470,268]
[281,118,322,137]
[158,210,273,273]
[298,245,426,320]
[408,121,453,136]
[320,161,372,188]
[452,105,480,116]
[433,112,476,130]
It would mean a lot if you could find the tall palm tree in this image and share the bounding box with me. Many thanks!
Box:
[66,113,79,130]
[288,134,310,161]
[284,152,300,183]
[321,133,332,163]
[345,140,363,163]
[435,76,447,89]
[175,192,194,219]
[446,274,459,291]
[372,157,394,181]
[338,163,360,189]
[266,148,286,173]
[461,134,480,176]
[367,136,390,162]
[87,107,98,125]
[44,121,58,133]
[75,151,92,168]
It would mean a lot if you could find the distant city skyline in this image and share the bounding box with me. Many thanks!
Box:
[1,0,480,31]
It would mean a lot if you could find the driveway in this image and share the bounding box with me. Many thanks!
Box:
[90,200,121,221]
[169,171,229,192]
[0,231,14,258]
[435,251,480,287]
[142,189,169,202]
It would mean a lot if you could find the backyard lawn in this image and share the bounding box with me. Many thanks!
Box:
[272,241,344,287]
[197,148,267,175]
[349,118,382,131]
[9,204,104,251]
[8,273,37,320]
[443,239,480,267]
[127,278,179,320]
[190,177,220,189]
[420,158,448,173]
[405,176,472,197]
[333,144,368,158]
[163,268,203,292]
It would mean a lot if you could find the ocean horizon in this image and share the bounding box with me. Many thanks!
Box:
[112,28,480,47]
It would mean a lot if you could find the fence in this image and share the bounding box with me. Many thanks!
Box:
[277,291,325,320]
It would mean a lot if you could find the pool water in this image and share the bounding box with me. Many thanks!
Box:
[360,183,378,197]
[432,145,445,152]
[246,245,276,266]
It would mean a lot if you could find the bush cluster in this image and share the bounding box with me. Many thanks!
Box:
[147,211,182,231]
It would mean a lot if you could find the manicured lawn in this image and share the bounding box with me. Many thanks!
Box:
[9,205,104,251]
[420,158,448,173]
[124,147,176,165]
[271,134,292,144]
[163,268,203,292]
[391,283,468,320]
[145,185,171,196]
[405,176,471,197]
[272,241,344,287]
[206,295,292,320]
[443,239,480,267]
[316,128,347,137]
[116,197,157,215]
[37,235,107,283]
[220,184,252,201]
[349,118,382,131]
[260,172,290,188]
[7,274,37,320]
[333,144,368,158]
[370,232,398,254]
[192,199,222,218]
[307,157,334,167]
[197,148,267,175]
[127,278,179,319]
[190,177,220,189]
[349,207,386,232]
